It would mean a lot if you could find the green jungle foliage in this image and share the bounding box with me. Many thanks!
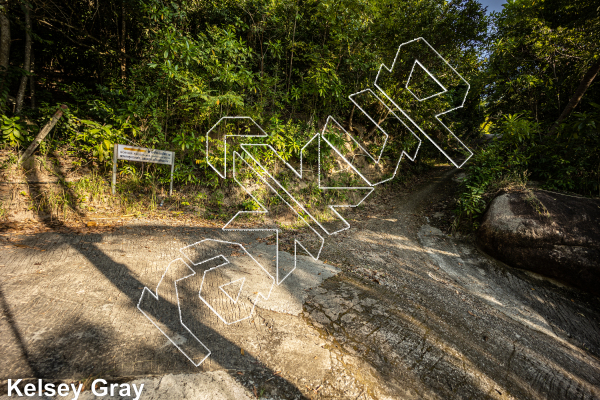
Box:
[454,0,600,227]
[0,0,487,184]
[0,0,598,229]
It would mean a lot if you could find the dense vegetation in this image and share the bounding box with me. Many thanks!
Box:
[0,0,598,226]
[455,0,600,227]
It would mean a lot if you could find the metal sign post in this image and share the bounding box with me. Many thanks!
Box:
[112,144,176,196]
[112,144,118,195]
[170,159,175,197]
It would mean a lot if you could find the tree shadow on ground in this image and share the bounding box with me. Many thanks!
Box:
[0,221,310,398]
[5,163,599,399]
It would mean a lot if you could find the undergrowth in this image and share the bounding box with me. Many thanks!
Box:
[454,109,600,231]
[0,142,435,226]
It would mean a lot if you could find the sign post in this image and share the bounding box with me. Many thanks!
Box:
[112,144,175,196]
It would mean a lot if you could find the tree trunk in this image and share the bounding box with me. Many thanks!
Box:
[0,0,10,109]
[120,0,126,82]
[365,108,391,141]
[15,2,31,115]
[29,51,35,108]
[286,2,297,94]
[548,57,600,136]
[347,104,355,132]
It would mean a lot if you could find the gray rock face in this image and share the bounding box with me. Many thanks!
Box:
[477,190,600,295]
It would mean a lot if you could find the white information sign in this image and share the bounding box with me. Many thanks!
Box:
[112,144,176,196]
[116,144,174,165]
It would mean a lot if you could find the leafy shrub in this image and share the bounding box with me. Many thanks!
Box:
[1,115,30,147]
[455,110,600,230]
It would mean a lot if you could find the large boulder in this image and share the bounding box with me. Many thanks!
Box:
[477,190,600,295]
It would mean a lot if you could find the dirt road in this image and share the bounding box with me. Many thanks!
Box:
[306,168,600,399]
[1,167,599,399]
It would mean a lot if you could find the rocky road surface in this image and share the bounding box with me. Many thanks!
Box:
[1,167,599,399]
